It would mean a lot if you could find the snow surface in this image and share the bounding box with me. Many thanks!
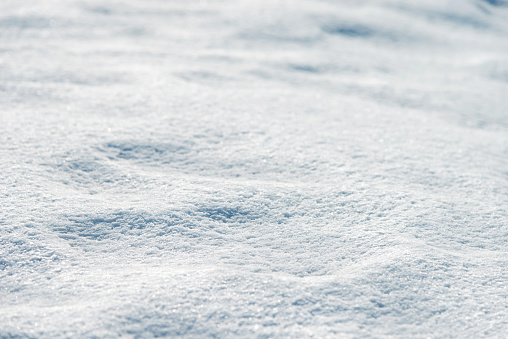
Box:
[1,0,508,337]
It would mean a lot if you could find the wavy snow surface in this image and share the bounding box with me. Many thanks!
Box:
[1,0,508,337]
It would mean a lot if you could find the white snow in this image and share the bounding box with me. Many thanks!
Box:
[1,0,507,337]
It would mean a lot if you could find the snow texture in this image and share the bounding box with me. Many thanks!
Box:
[1,0,508,337]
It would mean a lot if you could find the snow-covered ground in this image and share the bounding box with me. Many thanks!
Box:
[1,0,507,337]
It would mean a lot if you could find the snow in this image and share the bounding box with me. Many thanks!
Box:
[1,0,507,337]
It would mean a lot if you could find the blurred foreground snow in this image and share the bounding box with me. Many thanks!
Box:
[1,0,507,337]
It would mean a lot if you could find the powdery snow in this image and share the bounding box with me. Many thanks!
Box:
[1,0,507,337]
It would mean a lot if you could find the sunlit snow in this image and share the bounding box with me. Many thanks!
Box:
[1,0,507,337]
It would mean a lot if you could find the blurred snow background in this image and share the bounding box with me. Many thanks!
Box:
[1,0,507,337]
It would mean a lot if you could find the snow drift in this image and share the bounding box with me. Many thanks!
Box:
[1,0,507,337]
